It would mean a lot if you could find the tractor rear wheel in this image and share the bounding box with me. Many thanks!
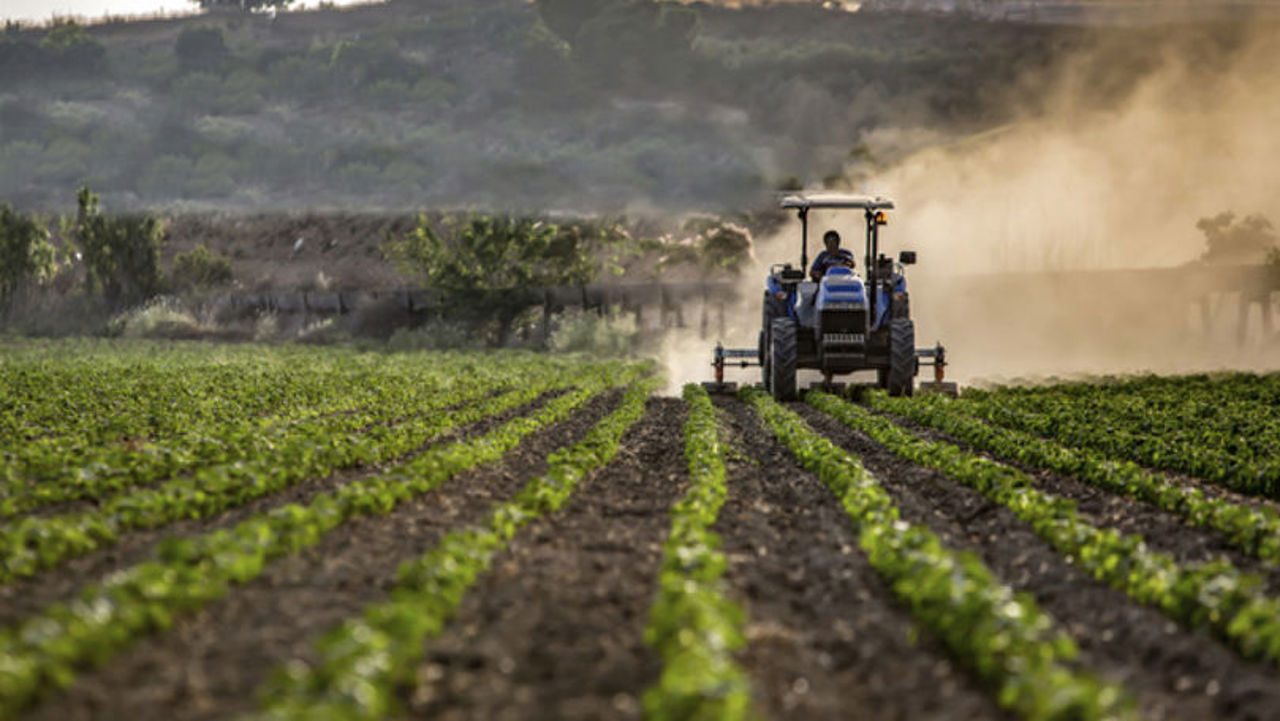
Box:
[770,317,797,401]
[887,317,915,397]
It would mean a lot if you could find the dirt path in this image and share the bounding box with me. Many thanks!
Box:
[20,391,621,721]
[798,404,1280,721]
[0,390,564,629]
[714,399,1005,721]
[399,397,687,721]
[889,412,1280,595]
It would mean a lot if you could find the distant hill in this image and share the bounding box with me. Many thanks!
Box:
[0,0,1265,213]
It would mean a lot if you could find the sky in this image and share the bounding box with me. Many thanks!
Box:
[1,0,373,24]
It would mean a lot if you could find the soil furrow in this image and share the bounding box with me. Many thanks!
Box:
[399,397,686,721]
[714,398,1005,721]
[20,389,622,721]
[883,410,1280,595]
[0,389,565,629]
[797,403,1280,721]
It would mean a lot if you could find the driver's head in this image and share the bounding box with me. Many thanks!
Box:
[823,229,841,251]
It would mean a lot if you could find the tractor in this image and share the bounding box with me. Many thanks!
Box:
[708,193,955,400]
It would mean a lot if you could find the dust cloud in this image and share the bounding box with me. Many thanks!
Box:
[669,19,1280,390]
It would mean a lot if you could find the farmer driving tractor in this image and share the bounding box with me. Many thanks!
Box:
[809,229,856,280]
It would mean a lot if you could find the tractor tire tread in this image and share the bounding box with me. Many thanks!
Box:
[887,317,915,397]
[770,317,798,401]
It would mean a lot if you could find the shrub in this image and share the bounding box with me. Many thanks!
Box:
[106,295,200,338]
[387,320,485,351]
[73,186,165,309]
[38,22,106,77]
[175,26,229,73]
[550,308,637,356]
[0,204,57,314]
[171,243,233,290]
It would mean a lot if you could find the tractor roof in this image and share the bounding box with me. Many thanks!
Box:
[779,193,895,210]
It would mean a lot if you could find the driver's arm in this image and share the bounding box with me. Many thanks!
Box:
[809,252,825,280]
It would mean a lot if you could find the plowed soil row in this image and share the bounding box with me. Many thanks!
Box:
[24,389,622,721]
[884,411,1280,595]
[399,398,688,721]
[714,398,1005,721]
[795,403,1280,721]
[0,388,568,629]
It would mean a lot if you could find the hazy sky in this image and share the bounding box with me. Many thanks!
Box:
[1,0,373,24]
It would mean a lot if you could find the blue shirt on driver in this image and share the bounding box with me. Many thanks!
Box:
[810,248,855,279]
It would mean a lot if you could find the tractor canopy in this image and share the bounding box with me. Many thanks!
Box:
[779,193,895,211]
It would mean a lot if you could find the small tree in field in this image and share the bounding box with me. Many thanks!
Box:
[171,243,234,291]
[0,205,57,316]
[73,187,166,310]
[387,214,622,345]
[1198,211,1277,264]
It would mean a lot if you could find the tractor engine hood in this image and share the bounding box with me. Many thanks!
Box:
[816,267,867,310]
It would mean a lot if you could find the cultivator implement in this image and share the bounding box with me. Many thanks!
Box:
[704,341,958,396]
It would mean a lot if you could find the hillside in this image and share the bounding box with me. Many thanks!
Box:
[0,0,1168,214]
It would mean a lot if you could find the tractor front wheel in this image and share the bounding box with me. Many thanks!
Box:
[887,317,916,397]
[770,317,798,401]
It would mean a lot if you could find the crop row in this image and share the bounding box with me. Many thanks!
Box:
[245,376,658,720]
[872,393,1280,563]
[0,372,486,519]
[0,341,391,447]
[749,390,1133,720]
[0,367,576,584]
[0,362,650,718]
[969,371,1280,407]
[958,377,1280,498]
[0,349,571,512]
[0,350,554,509]
[961,373,1280,446]
[811,392,1280,671]
[642,385,751,720]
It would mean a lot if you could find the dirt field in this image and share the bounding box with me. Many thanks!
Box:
[11,373,1280,720]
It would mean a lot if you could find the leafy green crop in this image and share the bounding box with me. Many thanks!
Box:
[873,392,1280,563]
[244,376,659,720]
[0,370,573,583]
[957,374,1280,498]
[749,389,1135,720]
[811,391,1280,674]
[642,384,751,721]
[0,362,650,719]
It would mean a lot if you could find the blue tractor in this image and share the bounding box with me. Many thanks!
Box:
[709,193,953,400]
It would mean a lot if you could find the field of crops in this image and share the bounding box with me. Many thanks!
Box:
[2,340,1280,721]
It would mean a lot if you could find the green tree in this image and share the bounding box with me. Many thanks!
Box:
[73,186,165,309]
[0,204,57,315]
[175,26,229,73]
[39,21,106,75]
[1198,212,1278,264]
[171,243,233,290]
[387,213,620,345]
